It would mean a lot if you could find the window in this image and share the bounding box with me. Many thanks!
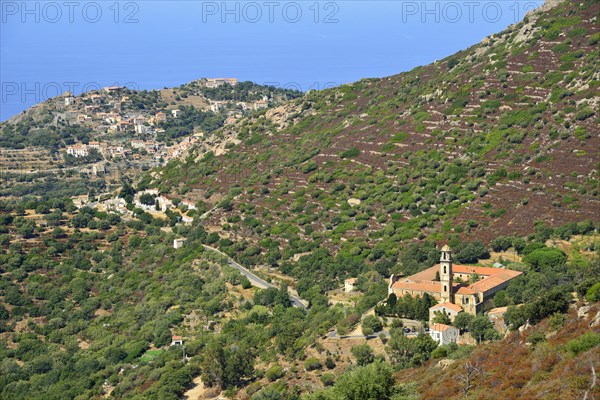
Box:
[443,285,447,292]
[443,266,447,274]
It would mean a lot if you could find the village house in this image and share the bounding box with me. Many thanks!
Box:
[344,278,358,292]
[134,124,149,134]
[72,194,89,209]
[210,101,227,113]
[64,96,75,106]
[87,141,107,154]
[89,94,102,104]
[205,77,238,88]
[66,144,89,158]
[180,200,197,210]
[77,114,92,124]
[155,112,167,123]
[171,109,181,118]
[156,194,174,212]
[429,323,460,345]
[84,105,100,113]
[104,113,121,124]
[173,238,186,249]
[253,100,268,110]
[103,86,124,93]
[131,140,146,149]
[170,335,184,346]
[389,246,522,316]
[429,302,463,324]
[133,115,146,125]
[117,120,132,132]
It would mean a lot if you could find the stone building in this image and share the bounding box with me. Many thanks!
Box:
[388,246,522,316]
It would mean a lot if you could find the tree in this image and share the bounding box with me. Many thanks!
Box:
[201,340,225,388]
[224,346,254,387]
[432,310,451,325]
[586,282,600,302]
[457,361,483,397]
[455,241,490,263]
[524,248,567,271]
[139,193,156,206]
[452,312,474,332]
[468,316,498,343]
[490,236,513,252]
[332,361,396,400]
[16,220,36,239]
[362,315,383,335]
[351,344,375,366]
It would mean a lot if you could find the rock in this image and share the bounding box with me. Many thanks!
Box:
[437,359,456,369]
[518,321,531,333]
[590,311,600,328]
[578,305,591,319]
[347,198,361,207]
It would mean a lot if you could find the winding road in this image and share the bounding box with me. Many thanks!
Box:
[201,244,308,309]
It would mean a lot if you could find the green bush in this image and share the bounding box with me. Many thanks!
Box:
[304,357,322,371]
[566,332,600,356]
[266,365,285,382]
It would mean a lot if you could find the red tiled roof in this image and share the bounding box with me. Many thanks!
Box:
[430,323,455,332]
[430,302,463,312]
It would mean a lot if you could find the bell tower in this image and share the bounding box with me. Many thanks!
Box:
[440,245,453,303]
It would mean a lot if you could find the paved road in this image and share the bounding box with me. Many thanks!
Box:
[326,329,420,340]
[202,244,308,309]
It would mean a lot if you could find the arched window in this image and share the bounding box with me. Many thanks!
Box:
[443,266,447,274]
[443,285,447,292]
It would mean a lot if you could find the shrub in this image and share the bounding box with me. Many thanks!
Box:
[339,147,360,159]
[586,283,600,302]
[266,365,285,382]
[362,315,383,334]
[566,332,600,356]
[351,344,375,366]
[320,373,336,387]
[527,331,547,348]
[304,357,322,371]
[548,312,566,331]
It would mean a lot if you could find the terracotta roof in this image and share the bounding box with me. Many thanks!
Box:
[345,278,357,284]
[487,306,509,315]
[391,263,522,298]
[452,264,511,276]
[391,280,440,293]
[455,286,477,295]
[430,302,463,312]
[469,269,522,293]
[430,323,456,332]
[172,335,183,340]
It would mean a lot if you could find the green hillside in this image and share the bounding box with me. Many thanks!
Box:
[151,0,599,280]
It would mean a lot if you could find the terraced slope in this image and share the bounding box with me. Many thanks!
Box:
[153,0,598,263]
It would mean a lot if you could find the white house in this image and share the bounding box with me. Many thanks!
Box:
[173,238,187,249]
[170,335,183,346]
[344,278,357,292]
[171,109,181,118]
[429,302,463,325]
[66,145,89,158]
[429,323,459,345]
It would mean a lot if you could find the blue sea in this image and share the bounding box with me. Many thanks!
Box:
[0,1,542,121]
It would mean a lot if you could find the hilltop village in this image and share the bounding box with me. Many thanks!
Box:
[60,79,269,165]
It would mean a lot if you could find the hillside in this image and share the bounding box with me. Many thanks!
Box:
[0,80,301,198]
[394,303,600,399]
[1,192,598,400]
[151,0,598,270]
